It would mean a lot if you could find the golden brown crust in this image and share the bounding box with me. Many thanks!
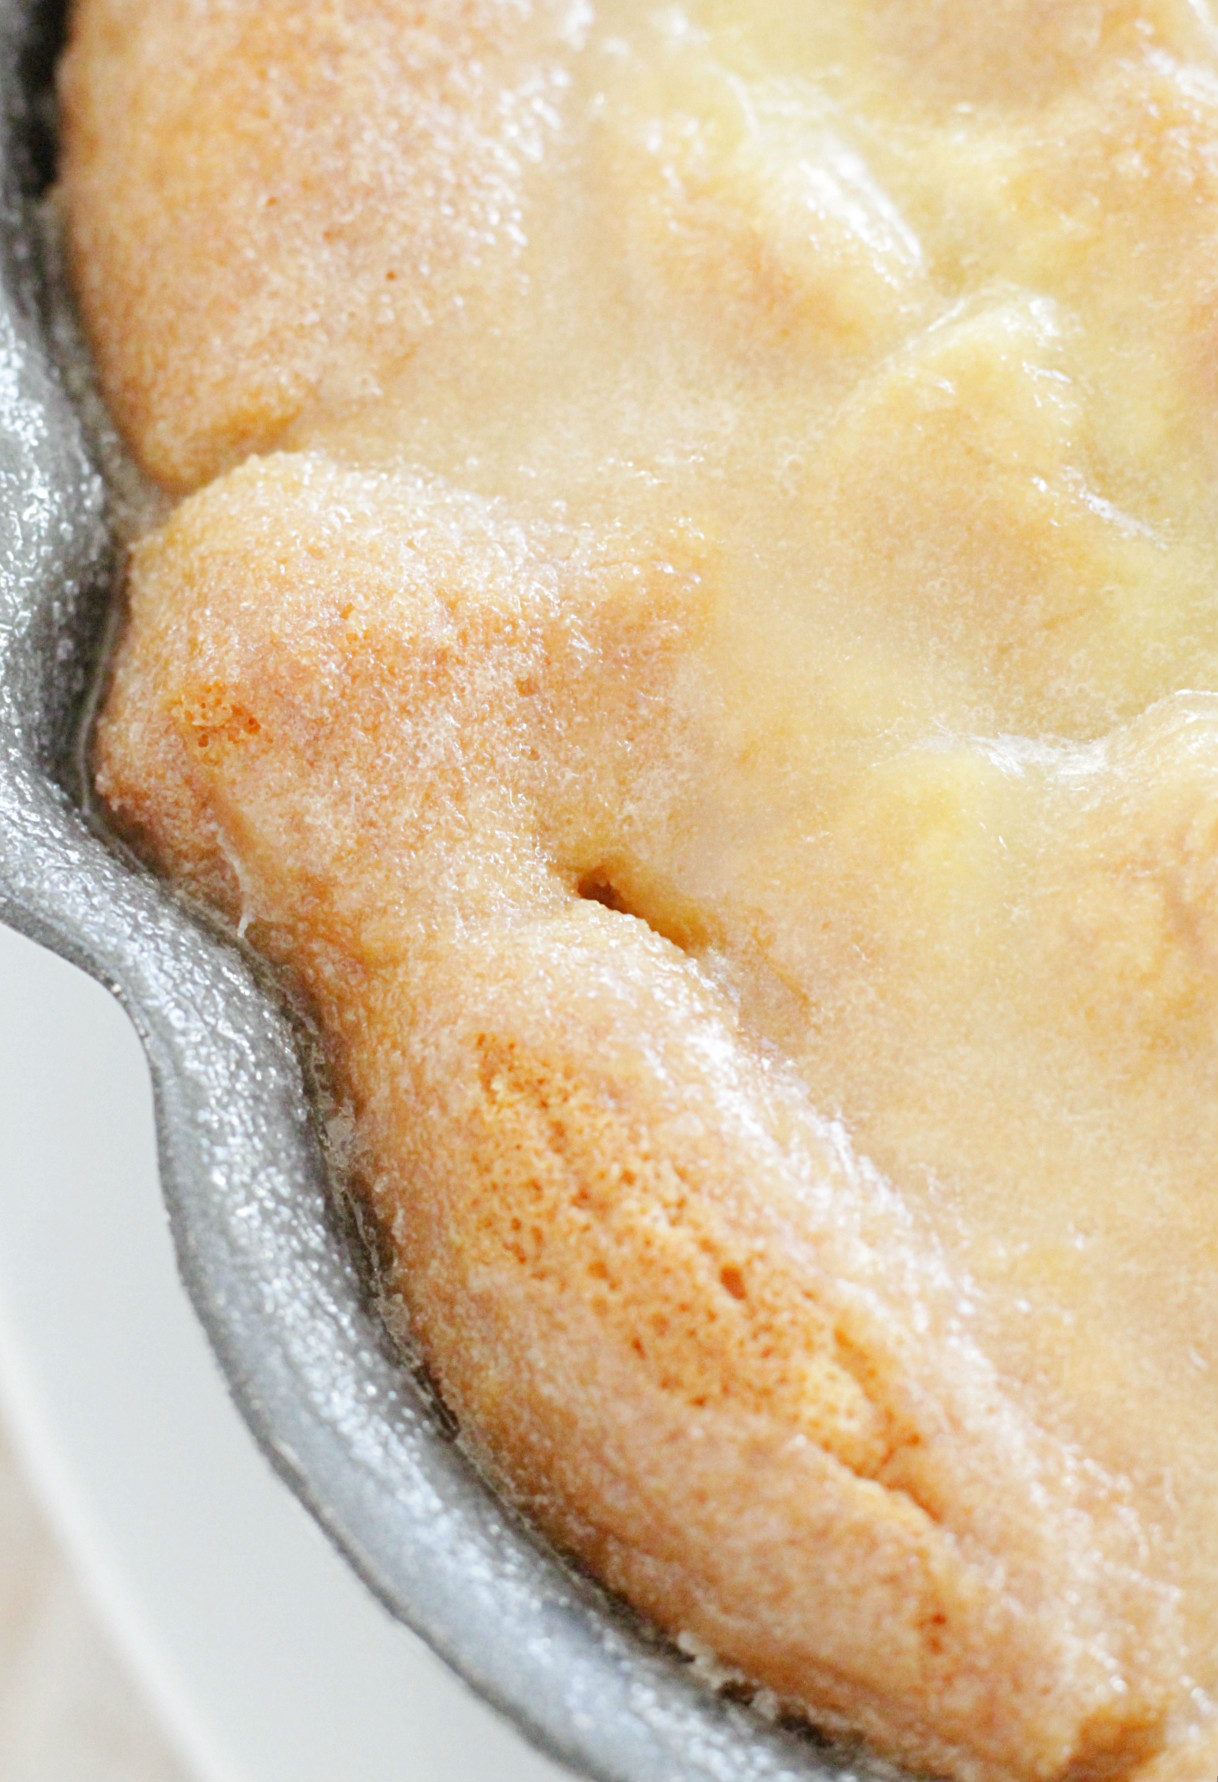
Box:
[71,1,1218,1773]
[95,454,1182,1782]
[58,0,578,492]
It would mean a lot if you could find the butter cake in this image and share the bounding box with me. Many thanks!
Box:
[60,1,1218,1776]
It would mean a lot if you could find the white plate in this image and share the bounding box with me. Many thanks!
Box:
[0,920,573,1782]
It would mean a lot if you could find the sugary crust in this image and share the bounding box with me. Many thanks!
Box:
[67,0,1218,1772]
[95,453,1182,1782]
[862,0,1217,106]
[57,0,577,492]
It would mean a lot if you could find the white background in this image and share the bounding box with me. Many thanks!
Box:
[0,919,573,1782]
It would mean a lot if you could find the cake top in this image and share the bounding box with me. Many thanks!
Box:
[64,1,1218,1776]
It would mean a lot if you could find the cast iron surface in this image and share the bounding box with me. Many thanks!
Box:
[0,5,893,1779]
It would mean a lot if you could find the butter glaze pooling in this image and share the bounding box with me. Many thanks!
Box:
[62,2,1218,1776]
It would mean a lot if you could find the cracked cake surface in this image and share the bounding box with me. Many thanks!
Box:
[59,0,1218,1776]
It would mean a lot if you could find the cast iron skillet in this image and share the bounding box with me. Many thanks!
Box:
[0,5,886,1779]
